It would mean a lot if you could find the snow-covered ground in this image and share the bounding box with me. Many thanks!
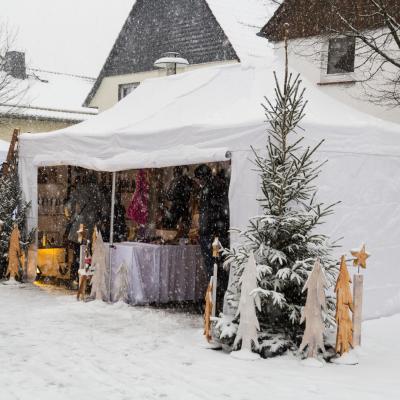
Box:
[1,284,399,400]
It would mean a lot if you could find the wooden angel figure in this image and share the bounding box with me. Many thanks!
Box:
[335,256,354,355]
[299,259,327,359]
[231,252,261,360]
[7,225,22,281]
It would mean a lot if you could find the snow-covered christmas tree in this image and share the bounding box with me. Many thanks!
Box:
[223,48,338,352]
[113,261,130,303]
[90,229,109,301]
[0,155,33,280]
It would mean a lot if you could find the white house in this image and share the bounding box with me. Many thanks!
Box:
[0,51,97,141]
[84,0,276,112]
[259,0,400,124]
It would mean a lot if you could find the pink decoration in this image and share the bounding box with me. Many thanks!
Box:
[127,170,149,225]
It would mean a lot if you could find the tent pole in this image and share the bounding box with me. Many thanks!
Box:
[109,172,116,246]
[108,171,116,302]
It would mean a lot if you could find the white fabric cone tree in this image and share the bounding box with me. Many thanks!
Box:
[299,259,327,359]
[90,229,109,301]
[232,252,261,359]
[114,261,130,303]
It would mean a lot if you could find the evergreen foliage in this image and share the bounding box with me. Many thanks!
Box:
[224,69,338,347]
[0,162,34,280]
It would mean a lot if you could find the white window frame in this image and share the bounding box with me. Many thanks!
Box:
[319,36,357,84]
[118,82,140,101]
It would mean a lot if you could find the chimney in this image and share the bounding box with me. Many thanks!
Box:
[3,51,26,79]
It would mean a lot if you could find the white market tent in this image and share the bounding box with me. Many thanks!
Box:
[19,60,400,320]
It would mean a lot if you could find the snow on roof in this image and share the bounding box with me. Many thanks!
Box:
[20,62,400,158]
[0,68,98,122]
[206,0,278,63]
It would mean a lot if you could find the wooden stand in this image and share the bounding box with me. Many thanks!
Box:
[211,237,220,317]
[77,245,87,300]
[212,262,218,317]
[204,280,213,342]
[352,274,364,347]
[1,128,19,176]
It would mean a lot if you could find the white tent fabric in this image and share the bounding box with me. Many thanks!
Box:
[19,62,400,319]
[0,140,9,164]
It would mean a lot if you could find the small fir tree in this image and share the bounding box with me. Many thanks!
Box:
[335,256,353,355]
[299,259,327,358]
[224,52,338,349]
[231,252,261,359]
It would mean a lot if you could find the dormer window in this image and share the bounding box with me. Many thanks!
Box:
[327,37,355,74]
[118,82,139,101]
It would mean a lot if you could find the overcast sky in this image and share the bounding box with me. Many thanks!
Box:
[1,0,135,77]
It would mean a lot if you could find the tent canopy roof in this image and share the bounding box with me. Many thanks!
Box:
[19,61,400,172]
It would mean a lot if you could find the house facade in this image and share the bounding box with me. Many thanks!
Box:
[0,51,97,141]
[84,0,246,111]
[260,0,400,124]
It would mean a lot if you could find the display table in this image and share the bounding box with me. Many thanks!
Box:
[109,242,207,304]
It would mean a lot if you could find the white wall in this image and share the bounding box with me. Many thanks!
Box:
[90,60,238,112]
[272,33,400,124]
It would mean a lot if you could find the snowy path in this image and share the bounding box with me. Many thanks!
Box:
[0,284,399,400]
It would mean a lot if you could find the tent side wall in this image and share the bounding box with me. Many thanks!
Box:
[19,154,38,281]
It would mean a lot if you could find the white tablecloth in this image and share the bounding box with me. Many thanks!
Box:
[110,242,207,304]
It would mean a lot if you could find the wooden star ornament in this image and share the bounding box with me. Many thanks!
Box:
[351,244,370,269]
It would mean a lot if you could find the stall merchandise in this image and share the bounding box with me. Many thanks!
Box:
[109,242,207,304]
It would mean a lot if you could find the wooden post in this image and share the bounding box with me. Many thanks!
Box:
[211,237,220,317]
[352,274,364,347]
[212,262,218,317]
[1,128,20,176]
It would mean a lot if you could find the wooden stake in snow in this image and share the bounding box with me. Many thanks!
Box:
[352,274,363,347]
[232,252,261,358]
[203,279,213,343]
[299,259,327,358]
[7,225,22,281]
[351,244,370,347]
[211,237,221,317]
[335,256,353,355]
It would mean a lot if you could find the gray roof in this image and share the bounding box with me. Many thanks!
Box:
[84,0,239,106]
